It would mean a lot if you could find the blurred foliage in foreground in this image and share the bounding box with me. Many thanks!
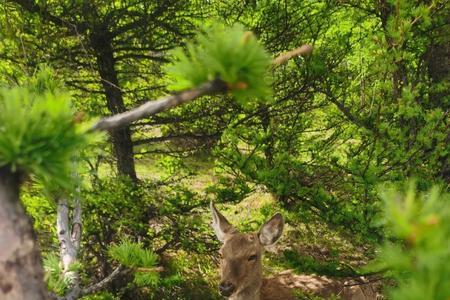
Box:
[0,66,94,190]
[165,23,273,105]
[370,182,450,300]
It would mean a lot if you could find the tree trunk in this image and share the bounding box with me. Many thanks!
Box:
[0,167,48,300]
[425,17,450,181]
[92,27,138,182]
[260,104,274,167]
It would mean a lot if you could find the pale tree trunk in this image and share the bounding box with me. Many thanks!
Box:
[0,166,48,300]
[56,196,123,300]
[425,15,450,181]
[56,197,82,300]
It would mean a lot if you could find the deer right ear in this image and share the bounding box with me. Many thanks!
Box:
[210,201,235,243]
[258,213,284,246]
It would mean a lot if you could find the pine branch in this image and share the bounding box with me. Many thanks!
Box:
[91,45,313,132]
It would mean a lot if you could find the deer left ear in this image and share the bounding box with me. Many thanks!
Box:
[258,213,284,246]
[210,201,236,243]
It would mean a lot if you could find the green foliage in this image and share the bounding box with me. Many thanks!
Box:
[43,251,83,295]
[165,23,273,105]
[368,182,450,300]
[83,176,149,235]
[21,181,57,249]
[109,240,159,287]
[109,240,158,268]
[27,65,63,95]
[0,70,92,189]
[43,254,69,295]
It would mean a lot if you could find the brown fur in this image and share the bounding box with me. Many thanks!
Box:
[219,235,378,300]
[211,203,378,300]
[213,216,295,300]
[261,278,296,300]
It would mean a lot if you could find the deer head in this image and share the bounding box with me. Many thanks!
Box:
[210,202,284,299]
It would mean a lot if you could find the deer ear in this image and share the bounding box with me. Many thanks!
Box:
[210,201,235,243]
[258,213,284,246]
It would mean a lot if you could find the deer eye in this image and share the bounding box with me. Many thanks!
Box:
[248,254,258,261]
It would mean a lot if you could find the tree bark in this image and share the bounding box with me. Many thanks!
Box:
[57,197,82,298]
[0,166,48,300]
[425,15,450,181]
[91,27,137,182]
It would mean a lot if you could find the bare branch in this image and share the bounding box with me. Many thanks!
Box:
[54,266,124,300]
[115,53,168,62]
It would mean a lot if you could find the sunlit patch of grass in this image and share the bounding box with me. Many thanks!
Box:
[135,156,164,180]
[135,152,217,192]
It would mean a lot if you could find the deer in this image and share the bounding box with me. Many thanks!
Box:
[210,202,378,300]
[210,201,295,300]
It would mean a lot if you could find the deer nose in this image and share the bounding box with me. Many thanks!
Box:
[219,281,235,297]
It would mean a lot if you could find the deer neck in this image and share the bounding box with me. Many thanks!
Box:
[229,278,262,300]
[230,289,260,300]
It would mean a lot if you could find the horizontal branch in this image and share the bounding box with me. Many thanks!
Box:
[130,108,226,127]
[135,148,201,155]
[91,79,228,131]
[92,45,313,131]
